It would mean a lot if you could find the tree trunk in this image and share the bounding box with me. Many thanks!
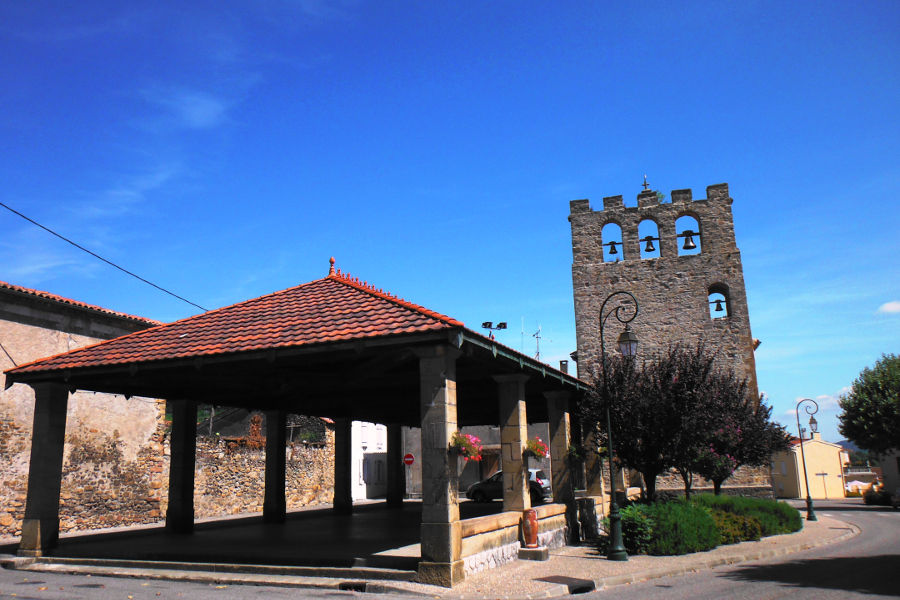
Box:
[713,479,723,496]
[643,471,658,502]
[679,468,693,499]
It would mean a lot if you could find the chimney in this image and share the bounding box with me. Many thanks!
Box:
[559,360,569,374]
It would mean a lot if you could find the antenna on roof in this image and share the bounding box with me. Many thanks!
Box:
[533,325,542,361]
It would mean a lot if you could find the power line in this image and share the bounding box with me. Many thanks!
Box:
[0,200,208,312]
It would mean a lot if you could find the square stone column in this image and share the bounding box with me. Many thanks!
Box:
[18,382,68,557]
[386,423,404,508]
[417,345,463,587]
[545,390,580,543]
[166,399,197,534]
[545,391,573,503]
[333,417,353,514]
[264,410,287,523]
[494,374,529,512]
[584,427,605,498]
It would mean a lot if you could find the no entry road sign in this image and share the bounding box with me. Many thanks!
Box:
[403,453,415,466]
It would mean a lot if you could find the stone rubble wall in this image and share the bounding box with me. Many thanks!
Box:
[0,397,334,539]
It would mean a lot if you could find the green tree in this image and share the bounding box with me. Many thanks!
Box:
[839,354,900,455]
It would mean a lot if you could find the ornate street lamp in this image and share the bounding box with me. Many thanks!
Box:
[598,291,639,561]
[795,398,819,521]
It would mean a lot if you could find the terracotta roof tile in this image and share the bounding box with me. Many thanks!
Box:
[6,267,463,375]
[0,280,161,326]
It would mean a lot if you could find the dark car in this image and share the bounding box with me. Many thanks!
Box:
[465,468,552,505]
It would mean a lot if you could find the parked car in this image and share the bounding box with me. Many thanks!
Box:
[465,468,552,505]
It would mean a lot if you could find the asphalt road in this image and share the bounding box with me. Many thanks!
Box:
[586,499,900,600]
[0,498,896,599]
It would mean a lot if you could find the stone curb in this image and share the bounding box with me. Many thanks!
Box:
[2,559,425,596]
[590,520,860,593]
[1,520,860,599]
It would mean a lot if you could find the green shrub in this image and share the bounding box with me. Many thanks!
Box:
[693,494,801,536]
[863,490,892,506]
[643,501,720,555]
[710,509,762,544]
[599,504,654,555]
[601,501,720,556]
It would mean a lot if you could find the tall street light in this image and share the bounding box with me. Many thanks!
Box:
[598,290,639,561]
[795,398,819,522]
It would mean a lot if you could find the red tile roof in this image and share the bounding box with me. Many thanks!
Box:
[6,263,464,375]
[0,280,161,326]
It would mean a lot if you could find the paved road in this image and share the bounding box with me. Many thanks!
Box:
[586,499,900,600]
[1,499,896,599]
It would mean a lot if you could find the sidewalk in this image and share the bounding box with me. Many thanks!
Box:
[2,515,857,598]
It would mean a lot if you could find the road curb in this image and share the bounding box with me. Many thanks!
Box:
[591,520,860,592]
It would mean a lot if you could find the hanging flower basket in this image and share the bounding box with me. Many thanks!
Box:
[450,431,483,462]
[523,436,550,460]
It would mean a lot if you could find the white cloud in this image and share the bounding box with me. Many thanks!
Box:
[142,87,229,129]
[877,301,900,314]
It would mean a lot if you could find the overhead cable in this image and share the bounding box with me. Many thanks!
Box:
[0,200,207,311]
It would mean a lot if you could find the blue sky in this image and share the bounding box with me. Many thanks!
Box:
[1,2,898,443]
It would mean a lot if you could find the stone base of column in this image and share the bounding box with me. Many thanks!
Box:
[332,500,353,515]
[417,560,465,587]
[165,507,194,534]
[263,501,286,523]
[17,519,57,557]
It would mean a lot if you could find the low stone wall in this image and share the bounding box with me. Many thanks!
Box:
[1,402,334,540]
[655,464,773,492]
[189,435,334,517]
[459,504,567,576]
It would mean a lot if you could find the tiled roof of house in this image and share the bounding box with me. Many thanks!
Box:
[0,280,161,326]
[6,260,464,375]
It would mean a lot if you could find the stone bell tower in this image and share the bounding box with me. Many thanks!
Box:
[568,182,759,399]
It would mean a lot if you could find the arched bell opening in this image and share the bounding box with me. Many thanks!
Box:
[675,215,702,256]
[601,222,624,262]
[638,219,661,260]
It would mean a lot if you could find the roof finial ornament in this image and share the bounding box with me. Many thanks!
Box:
[328,257,335,275]
[642,174,650,191]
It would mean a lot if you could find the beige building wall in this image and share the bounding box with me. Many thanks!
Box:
[770,434,846,499]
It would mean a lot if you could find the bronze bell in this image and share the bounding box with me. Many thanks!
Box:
[713,299,724,312]
[607,241,618,255]
[642,236,656,253]
[681,230,697,250]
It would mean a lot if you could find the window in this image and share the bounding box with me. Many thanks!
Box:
[601,222,623,262]
[638,219,661,259]
[708,283,730,319]
[675,215,701,256]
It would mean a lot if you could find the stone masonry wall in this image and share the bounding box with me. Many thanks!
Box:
[569,183,758,397]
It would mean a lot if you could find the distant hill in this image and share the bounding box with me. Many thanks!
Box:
[837,439,861,452]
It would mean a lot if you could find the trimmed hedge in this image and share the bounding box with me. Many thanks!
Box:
[710,509,762,545]
[863,490,893,506]
[600,501,719,556]
[693,494,802,536]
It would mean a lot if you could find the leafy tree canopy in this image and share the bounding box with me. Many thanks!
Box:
[839,354,900,455]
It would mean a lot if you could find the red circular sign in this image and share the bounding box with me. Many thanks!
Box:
[403,453,415,466]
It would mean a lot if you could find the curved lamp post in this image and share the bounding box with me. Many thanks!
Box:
[795,398,819,521]
[598,291,639,561]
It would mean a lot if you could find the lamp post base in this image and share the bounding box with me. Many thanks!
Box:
[606,503,629,561]
[805,496,817,521]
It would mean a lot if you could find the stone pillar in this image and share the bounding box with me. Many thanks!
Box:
[166,399,197,534]
[495,374,529,512]
[264,410,287,523]
[386,423,404,508]
[584,428,605,498]
[417,345,463,587]
[18,383,68,557]
[332,417,353,514]
[546,390,579,543]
